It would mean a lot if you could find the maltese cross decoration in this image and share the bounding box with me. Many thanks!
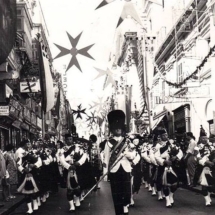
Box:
[54,32,94,72]
[72,104,87,120]
[86,112,97,124]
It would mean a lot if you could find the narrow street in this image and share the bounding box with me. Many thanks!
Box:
[11,182,215,215]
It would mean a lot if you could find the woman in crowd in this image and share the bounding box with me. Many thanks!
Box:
[3,144,18,200]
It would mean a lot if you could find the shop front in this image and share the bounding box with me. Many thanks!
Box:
[0,96,23,149]
[172,104,191,134]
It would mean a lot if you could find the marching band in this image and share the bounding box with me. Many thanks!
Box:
[14,109,215,215]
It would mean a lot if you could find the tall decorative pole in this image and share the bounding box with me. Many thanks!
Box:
[142,32,153,130]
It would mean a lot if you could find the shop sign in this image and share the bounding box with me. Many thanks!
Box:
[20,81,40,93]
[186,86,210,97]
[0,106,9,116]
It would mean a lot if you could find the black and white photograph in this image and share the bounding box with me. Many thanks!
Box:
[1,0,215,214]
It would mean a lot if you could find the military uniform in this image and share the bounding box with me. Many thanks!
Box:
[104,110,136,215]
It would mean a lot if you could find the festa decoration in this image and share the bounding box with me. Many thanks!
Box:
[54,32,94,72]
[72,104,87,119]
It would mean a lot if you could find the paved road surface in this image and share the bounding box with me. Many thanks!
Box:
[10,182,215,215]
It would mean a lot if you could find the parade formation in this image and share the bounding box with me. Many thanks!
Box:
[2,0,215,215]
[8,110,215,214]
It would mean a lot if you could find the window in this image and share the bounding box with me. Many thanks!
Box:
[177,63,183,84]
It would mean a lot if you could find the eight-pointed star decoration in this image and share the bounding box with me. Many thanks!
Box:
[89,97,104,112]
[95,0,131,10]
[86,112,97,124]
[94,67,116,89]
[72,104,87,119]
[54,32,94,72]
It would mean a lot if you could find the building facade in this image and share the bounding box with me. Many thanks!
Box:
[144,0,215,138]
[0,0,64,149]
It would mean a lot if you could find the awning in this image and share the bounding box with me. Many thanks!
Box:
[152,115,166,130]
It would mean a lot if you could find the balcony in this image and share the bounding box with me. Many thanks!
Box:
[154,0,206,69]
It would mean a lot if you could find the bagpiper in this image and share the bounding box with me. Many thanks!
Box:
[103,110,136,215]
[16,139,42,214]
[141,132,153,190]
[59,125,80,212]
[89,134,103,190]
[154,128,183,208]
[197,126,215,206]
[129,135,142,207]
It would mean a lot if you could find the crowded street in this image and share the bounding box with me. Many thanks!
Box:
[2,0,215,215]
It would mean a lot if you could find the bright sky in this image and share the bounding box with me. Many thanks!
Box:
[39,0,145,137]
[39,0,126,109]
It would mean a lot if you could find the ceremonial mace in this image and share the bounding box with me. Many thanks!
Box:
[82,138,129,200]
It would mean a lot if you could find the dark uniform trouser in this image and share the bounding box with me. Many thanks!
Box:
[109,166,131,215]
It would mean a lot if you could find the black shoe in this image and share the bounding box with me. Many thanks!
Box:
[0,204,4,208]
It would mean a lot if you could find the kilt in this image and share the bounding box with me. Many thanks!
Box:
[199,166,215,187]
[162,167,178,187]
[17,173,39,195]
[76,161,96,190]
[109,166,131,215]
